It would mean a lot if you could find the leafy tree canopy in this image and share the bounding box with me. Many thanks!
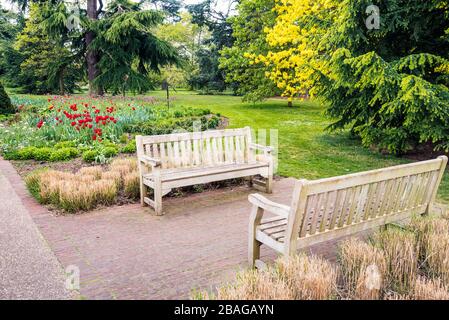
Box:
[255,0,449,154]
[219,0,280,102]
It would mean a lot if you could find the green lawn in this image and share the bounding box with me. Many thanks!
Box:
[149,90,448,203]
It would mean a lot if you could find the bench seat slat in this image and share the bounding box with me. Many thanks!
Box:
[143,162,268,183]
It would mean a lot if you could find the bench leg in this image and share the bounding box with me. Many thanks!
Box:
[154,180,163,216]
[266,175,273,194]
[248,205,264,268]
[249,238,262,268]
[140,179,147,207]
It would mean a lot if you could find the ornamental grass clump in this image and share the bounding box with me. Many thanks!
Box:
[196,254,338,300]
[58,180,96,212]
[424,233,449,285]
[123,171,140,199]
[102,171,122,189]
[214,269,294,300]
[275,253,338,300]
[25,158,139,213]
[371,228,418,293]
[79,166,103,179]
[338,238,387,300]
[412,276,449,300]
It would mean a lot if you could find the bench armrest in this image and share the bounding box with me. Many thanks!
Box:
[249,143,273,153]
[248,193,290,219]
[139,155,161,167]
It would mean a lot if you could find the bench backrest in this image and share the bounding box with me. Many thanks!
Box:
[136,127,254,170]
[285,156,448,245]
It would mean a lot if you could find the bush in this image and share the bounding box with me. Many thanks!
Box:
[121,140,136,153]
[82,150,98,163]
[0,82,14,115]
[103,146,118,158]
[15,146,38,160]
[34,147,53,161]
[49,147,78,162]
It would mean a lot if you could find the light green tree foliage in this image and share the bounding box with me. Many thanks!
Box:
[153,12,205,88]
[219,0,280,102]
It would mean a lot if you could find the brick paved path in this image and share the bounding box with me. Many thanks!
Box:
[1,158,366,300]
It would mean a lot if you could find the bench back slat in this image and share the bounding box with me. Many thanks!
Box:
[286,156,448,245]
[136,127,253,170]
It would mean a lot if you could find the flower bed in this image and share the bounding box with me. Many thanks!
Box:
[0,95,221,164]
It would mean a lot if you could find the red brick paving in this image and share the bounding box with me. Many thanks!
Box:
[1,159,369,300]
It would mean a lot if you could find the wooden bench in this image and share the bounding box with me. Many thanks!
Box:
[248,156,448,268]
[136,127,274,215]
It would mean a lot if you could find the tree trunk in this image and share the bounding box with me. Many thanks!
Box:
[86,0,103,96]
[288,100,293,107]
[59,67,65,96]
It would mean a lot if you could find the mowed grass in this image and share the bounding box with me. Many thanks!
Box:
[149,90,449,203]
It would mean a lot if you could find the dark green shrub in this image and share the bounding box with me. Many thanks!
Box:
[34,147,53,161]
[207,115,220,129]
[121,140,136,153]
[49,147,78,162]
[0,82,14,115]
[82,150,98,163]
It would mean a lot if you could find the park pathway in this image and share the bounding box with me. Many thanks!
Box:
[0,156,365,299]
[0,159,71,300]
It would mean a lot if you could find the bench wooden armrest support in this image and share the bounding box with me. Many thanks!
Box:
[139,155,161,167]
[248,193,290,219]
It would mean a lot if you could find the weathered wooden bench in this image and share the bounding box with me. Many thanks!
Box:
[248,156,448,268]
[136,127,273,215]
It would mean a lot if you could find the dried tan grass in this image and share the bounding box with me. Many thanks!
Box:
[424,233,449,285]
[338,238,387,299]
[275,253,338,300]
[214,269,294,300]
[110,164,132,178]
[58,180,95,211]
[371,228,418,293]
[79,166,103,179]
[92,179,117,205]
[124,171,140,199]
[27,157,141,213]
[77,175,97,184]
[111,158,138,171]
[101,171,122,188]
[412,276,449,300]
